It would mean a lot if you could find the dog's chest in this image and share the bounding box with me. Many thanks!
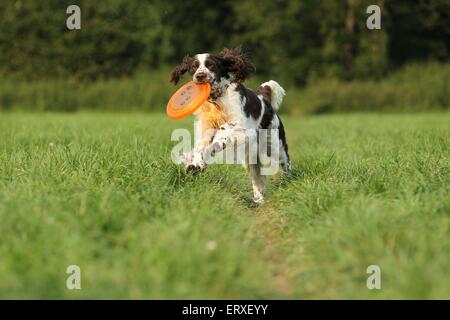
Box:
[196,101,229,131]
[215,83,243,123]
[197,83,244,132]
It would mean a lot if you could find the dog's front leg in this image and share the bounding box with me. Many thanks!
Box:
[184,122,216,173]
[203,123,236,156]
[184,147,205,173]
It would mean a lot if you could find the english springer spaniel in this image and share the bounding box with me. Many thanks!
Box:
[169,47,291,204]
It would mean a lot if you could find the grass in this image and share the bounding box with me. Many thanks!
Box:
[0,112,449,299]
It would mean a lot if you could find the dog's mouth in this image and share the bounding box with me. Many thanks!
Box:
[193,78,214,85]
[193,72,216,85]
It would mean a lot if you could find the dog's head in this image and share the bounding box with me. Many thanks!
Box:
[169,47,255,86]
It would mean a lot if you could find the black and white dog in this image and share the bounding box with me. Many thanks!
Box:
[170,47,291,203]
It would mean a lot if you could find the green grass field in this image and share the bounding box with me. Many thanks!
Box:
[0,112,449,299]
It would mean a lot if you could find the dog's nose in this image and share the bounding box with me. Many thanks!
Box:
[195,72,207,82]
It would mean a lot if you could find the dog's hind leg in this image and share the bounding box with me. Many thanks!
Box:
[277,116,291,177]
[247,163,266,204]
[279,144,292,177]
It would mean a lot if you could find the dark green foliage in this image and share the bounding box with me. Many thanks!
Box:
[385,0,450,66]
[0,0,448,83]
[0,0,170,79]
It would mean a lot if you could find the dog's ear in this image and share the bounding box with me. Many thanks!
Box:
[219,46,255,82]
[169,55,193,85]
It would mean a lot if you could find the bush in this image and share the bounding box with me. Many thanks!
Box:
[0,63,448,114]
[0,69,173,112]
[287,63,450,114]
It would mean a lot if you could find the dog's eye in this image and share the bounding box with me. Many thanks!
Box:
[205,60,213,68]
[190,61,199,73]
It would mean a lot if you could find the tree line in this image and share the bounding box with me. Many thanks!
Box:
[0,0,448,85]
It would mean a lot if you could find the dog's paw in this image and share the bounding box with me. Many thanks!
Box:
[253,194,265,205]
[203,141,225,160]
[212,141,226,155]
[186,164,202,173]
[185,158,206,174]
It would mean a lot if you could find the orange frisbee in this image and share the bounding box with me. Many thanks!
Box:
[167,81,211,120]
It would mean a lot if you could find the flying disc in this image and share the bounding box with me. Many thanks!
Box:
[167,81,211,120]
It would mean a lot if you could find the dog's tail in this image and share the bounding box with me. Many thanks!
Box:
[258,80,286,112]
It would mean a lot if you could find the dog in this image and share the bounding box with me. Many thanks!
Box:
[169,47,291,204]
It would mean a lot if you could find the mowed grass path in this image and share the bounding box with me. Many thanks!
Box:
[0,113,449,299]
